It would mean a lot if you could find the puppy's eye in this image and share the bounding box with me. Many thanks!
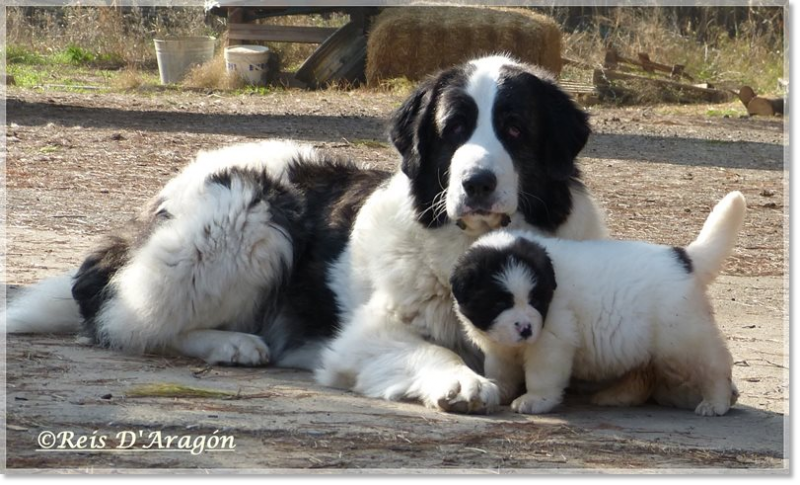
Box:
[506,125,521,139]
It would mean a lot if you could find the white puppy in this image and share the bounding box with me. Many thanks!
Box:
[450,192,746,416]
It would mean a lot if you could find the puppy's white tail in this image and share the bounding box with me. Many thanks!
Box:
[686,191,747,286]
[4,272,82,334]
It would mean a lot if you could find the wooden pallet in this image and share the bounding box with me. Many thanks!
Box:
[228,24,339,44]
[210,4,379,88]
[562,48,732,104]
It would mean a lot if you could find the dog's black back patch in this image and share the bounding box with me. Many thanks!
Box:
[273,159,391,348]
[671,246,694,274]
[72,236,132,345]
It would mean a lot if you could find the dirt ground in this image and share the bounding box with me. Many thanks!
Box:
[3,86,788,472]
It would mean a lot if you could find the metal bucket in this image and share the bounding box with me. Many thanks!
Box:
[153,36,215,84]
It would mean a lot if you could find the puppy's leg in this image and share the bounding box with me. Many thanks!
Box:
[170,330,270,366]
[512,318,576,414]
[316,302,500,414]
[693,332,737,416]
[591,364,656,407]
[483,346,524,405]
[655,305,736,416]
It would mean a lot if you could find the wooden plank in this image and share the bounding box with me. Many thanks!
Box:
[593,68,730,102]
[561,57,597,71]
[557,81,596,95]
[605,47,694,82]
[228,24,338,43]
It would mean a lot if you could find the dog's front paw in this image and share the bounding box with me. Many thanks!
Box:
[511,391,562,414]
[427,368,501,414]
[206,333,270,366]
[694,399,731,417]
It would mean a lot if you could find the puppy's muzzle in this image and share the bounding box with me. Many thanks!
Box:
[515,321,533,341]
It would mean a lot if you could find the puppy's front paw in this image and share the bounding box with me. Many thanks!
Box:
[427,368,500,414]
[511,391,562,414]
[206,333,270,366]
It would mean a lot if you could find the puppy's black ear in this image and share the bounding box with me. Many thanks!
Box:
[389,78,436,180]
[512,238,557,292]
[536,78,591,181]
[449,253,481,306]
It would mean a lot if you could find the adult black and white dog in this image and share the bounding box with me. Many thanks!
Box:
[6,55,607,413]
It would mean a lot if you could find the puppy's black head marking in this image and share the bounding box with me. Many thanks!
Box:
[451,237,557,333]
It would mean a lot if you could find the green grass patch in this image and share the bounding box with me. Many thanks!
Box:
[39,145,61,154]
[7,62,121,92]
[706,107,743,117]
[125,382,275,400]
[233,85,279,96]
[5,44,46,64]
[126,383,239,399]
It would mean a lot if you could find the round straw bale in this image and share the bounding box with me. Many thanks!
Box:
[366,7,562,86]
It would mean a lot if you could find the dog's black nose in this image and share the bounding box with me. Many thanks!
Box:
[462,170,497,199]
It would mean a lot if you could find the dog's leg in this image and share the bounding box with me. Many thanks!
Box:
[315,302,500,414]
[590,364,656,407]
[170,330,270,366]
[483,346,524,405]
[512,313,577,414]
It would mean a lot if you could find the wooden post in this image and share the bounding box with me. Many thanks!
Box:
[638,53,654,73]
[227,8,244,46]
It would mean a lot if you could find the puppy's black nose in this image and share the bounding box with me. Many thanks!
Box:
[515,322,533,340]
[462,170,497,199]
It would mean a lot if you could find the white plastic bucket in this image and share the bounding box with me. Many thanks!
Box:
[224,45,271,86]
[154,36,215,84]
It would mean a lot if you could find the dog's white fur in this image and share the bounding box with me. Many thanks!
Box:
[315,57,608,412]
[445,57,520,230]
[458,191,746,416]
[5,140,312,365]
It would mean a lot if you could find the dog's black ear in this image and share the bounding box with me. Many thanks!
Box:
[389,78,436,180]
[535,78,591,181]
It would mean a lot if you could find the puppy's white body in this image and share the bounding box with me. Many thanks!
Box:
[464,192,746,416]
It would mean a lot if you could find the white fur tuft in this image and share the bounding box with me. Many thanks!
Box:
[4,272,81,334]
[686,191,747,286]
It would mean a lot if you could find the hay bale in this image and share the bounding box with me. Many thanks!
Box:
[366,7,562,86]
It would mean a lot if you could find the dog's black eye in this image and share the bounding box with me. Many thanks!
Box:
[443,118,468,140]
[507,125,521,139]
